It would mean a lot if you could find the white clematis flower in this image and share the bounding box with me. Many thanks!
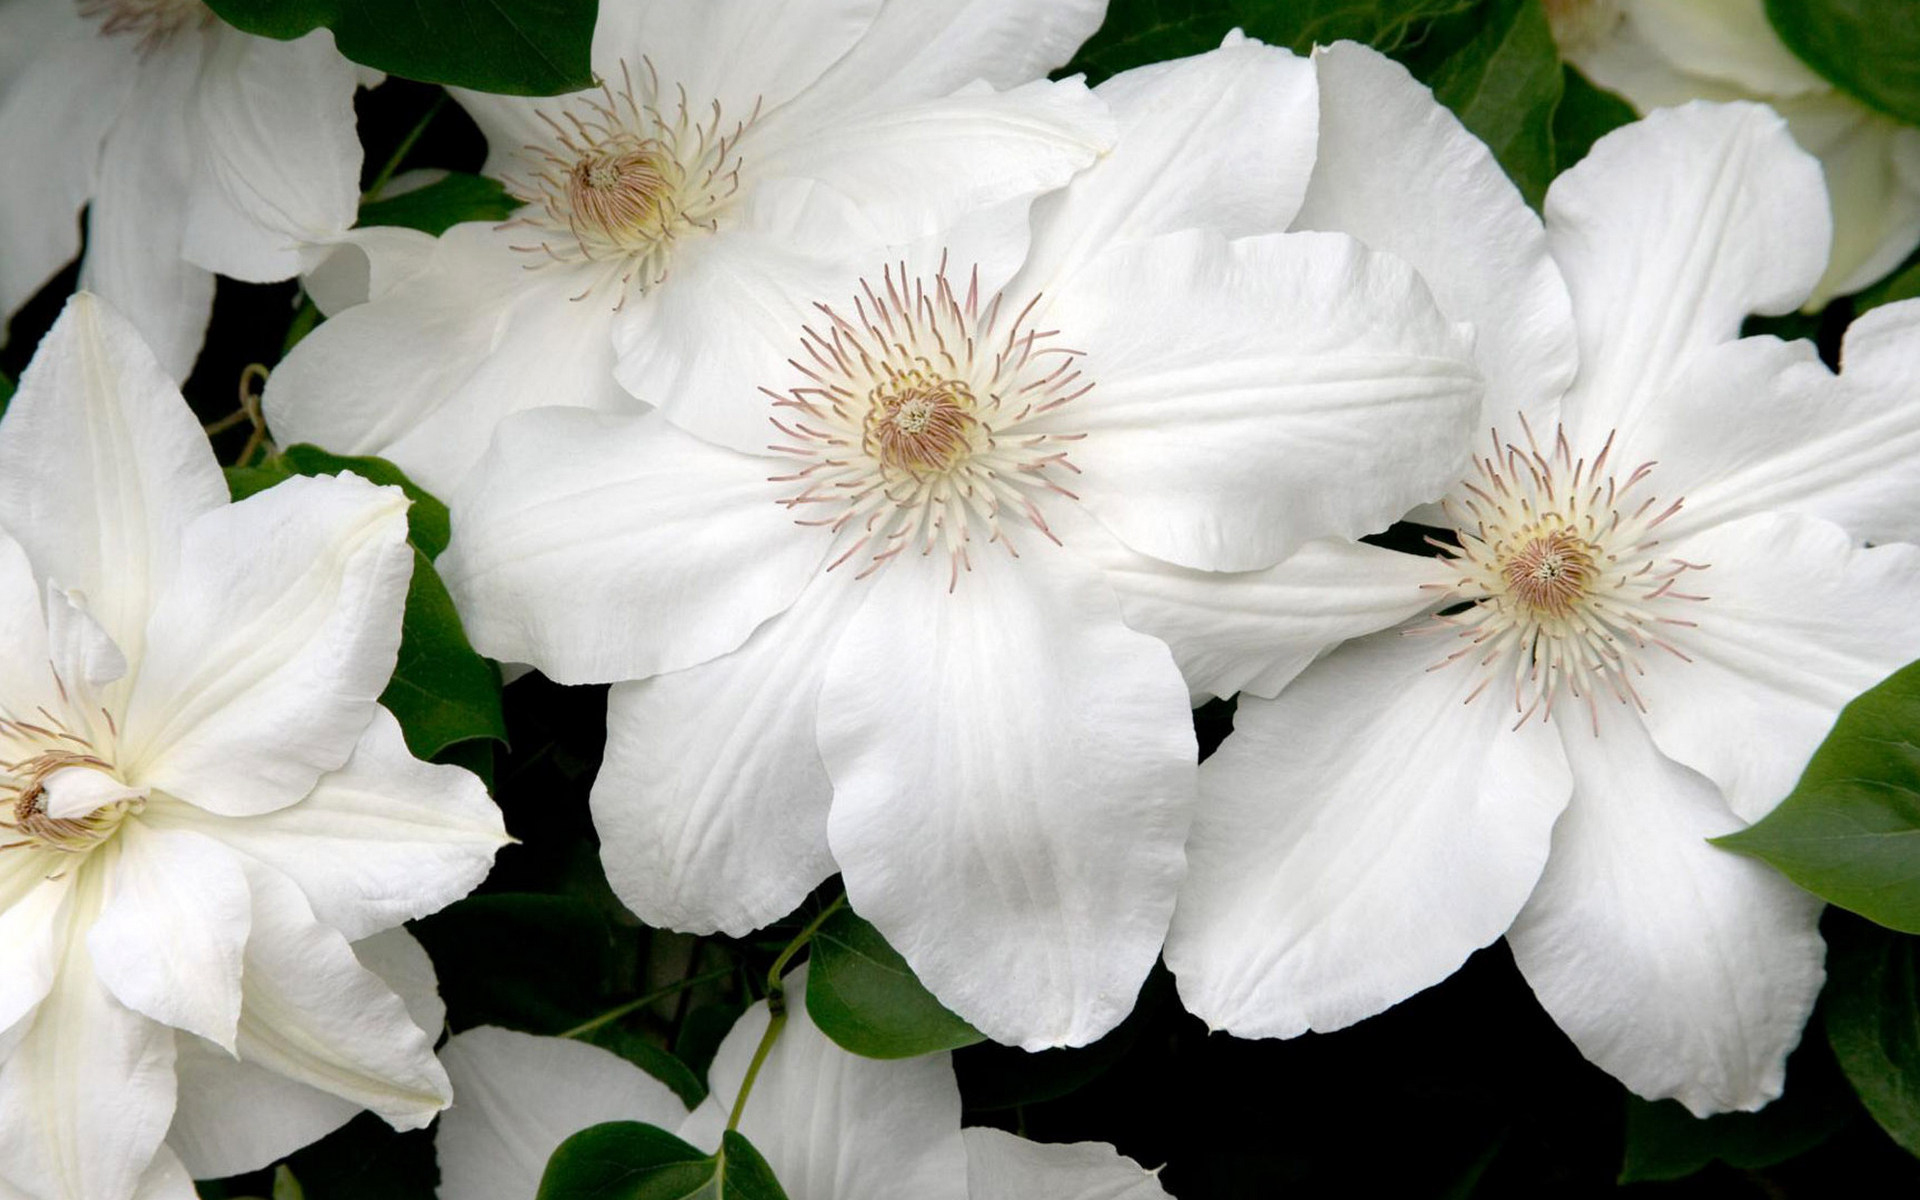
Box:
[0,0,370,380]
[433,964,1171,1200]
[1166,66,1920,1115]
[0,294,510,1199]
[261,0,1118,497]
[1548,0,1920,306]
[441,37,1483,1050]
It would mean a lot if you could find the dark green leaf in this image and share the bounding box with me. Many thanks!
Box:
[1825,915,1920,1156]
[536,1124,789,1200]
[1062,0,1473,84]
[0,369,13,415]
[359,173,522,237]
[382,549,509,758]
[1404,0,1562,208]
[201,0,597,96]
[581,1025,709,1108]
[224,460,296,502]
[1853,252,1920,314]
[1552,66,1636,175]
[805,907,983,1059]
[1766,0,1920,125]
[277,444,451,558]
[1716,658,1920,931]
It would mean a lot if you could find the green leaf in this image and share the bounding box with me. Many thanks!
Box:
[271,1165,306,1200]
[537,1124,789,1200]
[359,173,522,237]
[1825,915,1920,1156]
[383,549,509,758]
[276,444,452,558]
[1618,1064,1849,1181]
[201,0,597,96]
[1766,0,1920,125]
[579,1025,710,1109]
[804,907,983,1059]
[1062,0,1472,84]
[1853,252,1920,315]
[0,369,13,415]
[1552,66,1637,175]
[1716,658,1920,932]
[1403,0,1562,208]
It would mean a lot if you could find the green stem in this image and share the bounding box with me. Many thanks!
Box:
[558,966,736,1040]
[725,894,848,1132]
[364,94,447,202]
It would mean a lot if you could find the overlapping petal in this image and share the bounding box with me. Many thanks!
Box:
[963,1128,1171,1200]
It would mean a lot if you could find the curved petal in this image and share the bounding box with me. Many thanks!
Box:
[678,964,969,1200]
[89,824,250,1051]
[594,574,852,937]
[0,527,56,716]
[0,31,129,321]
[0,871,72,1051]
[182,28,362,283]
[1780,97,1920,304]
[1039,228,1478,571]
[231,865,449,1129]
[141,706,506,942]
[0,872,178,1200]
[167,927,443,1179]
[1167,629,1570,1038]
[1063,504,1444,701]
[1621,0,1828,97]
[120,473,412,817]
[819,544,1195,1050]
[1636,513,1920,824]
[963,1128,1171,1200]
[1295,42,1577,430]
[1547,102,1829,443]
[1627,330,1920,546]
[132,1145,195,1200]
[79,39,215,381]
[298,225,441,315]
[444,409,831,685]
[0,293,228,661]
[1509,703,1825,1115]
[435,1027,691,1200]
[1015,37,1318,296]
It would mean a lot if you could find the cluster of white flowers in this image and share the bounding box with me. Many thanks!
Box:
[2,0,1918,1195]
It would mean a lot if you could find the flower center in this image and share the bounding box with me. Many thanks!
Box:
[1416,423,1707,730]
[505,60,753,304]
[767,263,1091,586]
[0,716,139,860]
[79,0,210,51]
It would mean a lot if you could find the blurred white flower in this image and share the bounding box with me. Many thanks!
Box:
[0,294,509,1199]
[0,0,371,379]
[262,0,1119,496]
[441,37,1483,1051]
[1167,70,1920,1115]
[434,964,1171,1200]
[1549,0,1920,306]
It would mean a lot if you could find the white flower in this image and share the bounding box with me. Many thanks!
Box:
[1548,0,1920,306]
[1165,56,1920,1116]
[0,294,510,1199]
[440,37,1483,1050]
[0,0,370,380]
[433,964,1171,1200]
[260,0,1118,497]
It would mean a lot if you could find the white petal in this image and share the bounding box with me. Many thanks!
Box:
[1016,39,1318,294]
[1780,97,1920,304]
[299,225,441,314]
[1625,331,1920,546]
[1040,228,1478,571]
[1621,0,1828,96]
[435,1027,691,1200]
[1066,505,1444,701]
[231,865,450,1128]
[444,409,830,684]
[1508,703,1825,1115]
[79,40,216,380]
[140,707,506,942]
[679,963,969,1200]
[41,766,145,820]
[1547,102,1829,443]
[0,873,178,1200]
[0,528,54,711]
[1295,42,1578,430]
[182,28,362,282]
[132,1145,195,1200]
[963,1128,1170,1200]
[0,872,72,1050]
[1636,512,1920,824]
[1168,629,1570,1038]
[120,473,412,817]
[594,574,850,937]
[819,544,1194,1049]
[43,583,128,712]
[0,31,129,320]
[167,927,442,1179]
[0,293,227,660]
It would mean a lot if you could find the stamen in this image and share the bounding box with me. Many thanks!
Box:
[79,0,210,52]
